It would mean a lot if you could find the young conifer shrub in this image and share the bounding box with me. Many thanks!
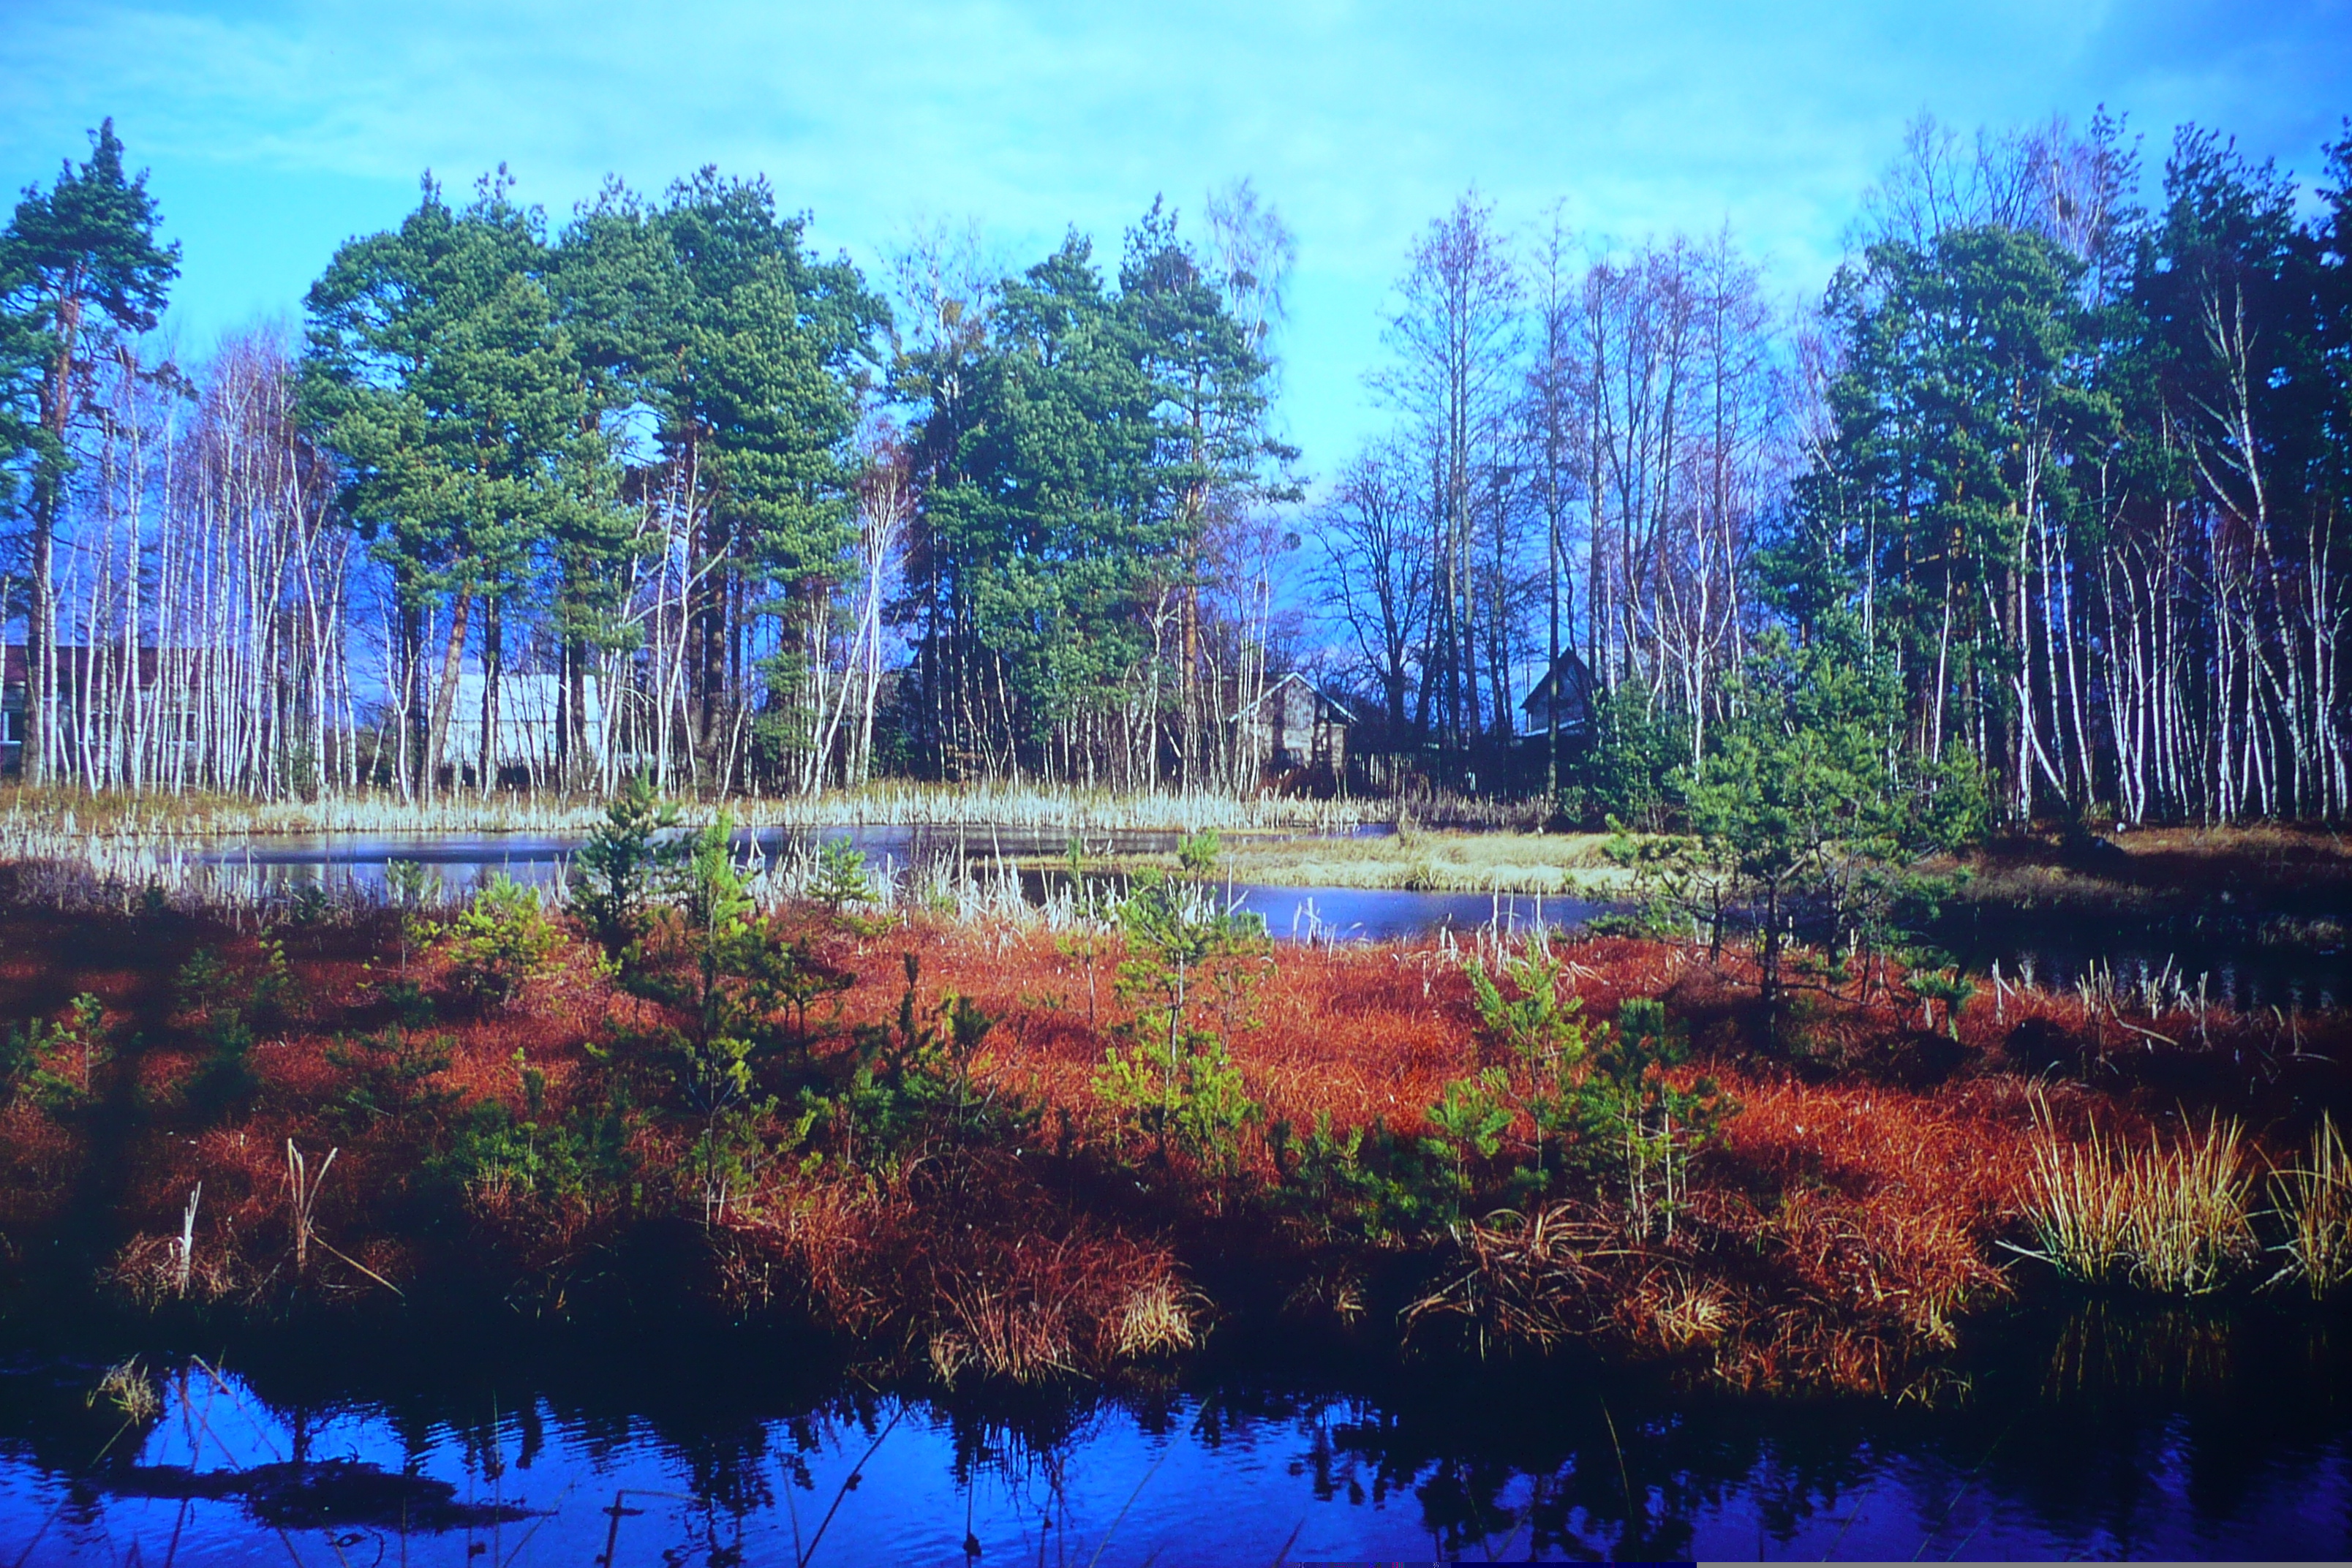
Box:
[1092,832,1267,1174]
[569,776,682,954]
[443,875,562,1008]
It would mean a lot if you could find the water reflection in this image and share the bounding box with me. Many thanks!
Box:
[128,826,2352,997]
[5,1306,2352,1563]
[174,827,1603,948]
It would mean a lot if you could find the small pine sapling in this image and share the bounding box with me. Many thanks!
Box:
[569,776,682,955]
[1093,833,1267,1175]
[442,875,563,1009]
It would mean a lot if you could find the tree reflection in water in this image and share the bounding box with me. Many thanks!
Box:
[1,1305,2350,1561]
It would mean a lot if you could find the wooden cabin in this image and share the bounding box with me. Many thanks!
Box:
[437,671,606,780]
[1518,648,1597,742]
[1233,672,1356,785]
[1,644,201,772]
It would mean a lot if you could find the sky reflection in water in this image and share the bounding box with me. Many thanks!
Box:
[6,1305,2352,1563]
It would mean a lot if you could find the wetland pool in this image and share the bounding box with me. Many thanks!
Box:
[166,826,2351,1005]
[4,1305,2352,1564]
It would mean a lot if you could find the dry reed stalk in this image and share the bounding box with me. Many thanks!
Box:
[284,1139,336,1273]
[1,780,1376,843]
[2269,1112,2352,1298]
[173,1182,200,1296]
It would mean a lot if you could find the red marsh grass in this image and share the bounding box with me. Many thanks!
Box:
[1,886,2346,1395]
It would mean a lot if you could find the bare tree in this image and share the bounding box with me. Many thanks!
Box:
[1373,192,1523,760]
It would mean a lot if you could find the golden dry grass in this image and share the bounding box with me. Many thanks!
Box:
[2016,1098,2256,1294]
[1074,829,1637,896]
[2269,1112,2352,1299]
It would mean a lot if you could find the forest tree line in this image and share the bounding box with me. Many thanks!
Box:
[1,113,2348,822]
[1314,113,2352,827]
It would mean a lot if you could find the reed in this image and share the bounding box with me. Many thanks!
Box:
[0,780,1379,842]
[2269,1112,2352,1299]
[2016,1100,2254,1294]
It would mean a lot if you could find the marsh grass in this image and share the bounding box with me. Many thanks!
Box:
[88,1358,161,1425]
[2016,1100,2255,1294]
[2268,1112,2352,1299]
[5,843,2339,1396]
[0,781,1379,841]
[1082,829,1636,896]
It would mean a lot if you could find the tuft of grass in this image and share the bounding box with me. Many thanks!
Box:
[88,1358,161,1425]
[2269,1112,2352,1299]
[2016,1100,2255,1294]
[1113,1278,1199,1358]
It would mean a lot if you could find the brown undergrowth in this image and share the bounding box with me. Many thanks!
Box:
[1,879,2345,1398]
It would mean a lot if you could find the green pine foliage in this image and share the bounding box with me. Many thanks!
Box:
[569,776,684,952]
[441,875,563,1008]
[1093,832,1268,1173]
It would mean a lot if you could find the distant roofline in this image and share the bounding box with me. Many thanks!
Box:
[1232,671,1359,724]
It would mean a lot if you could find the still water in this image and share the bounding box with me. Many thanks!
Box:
[178,828,1602,947]
[4,1305,2351,1564]
[173,827,2348,1006]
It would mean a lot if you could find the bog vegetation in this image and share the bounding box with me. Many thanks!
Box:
[1,801,2348,1397]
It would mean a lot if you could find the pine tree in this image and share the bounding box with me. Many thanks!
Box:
[301,171,608,799]
[0,119,178,783]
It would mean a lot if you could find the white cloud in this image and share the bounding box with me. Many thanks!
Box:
[1,0,2342,471]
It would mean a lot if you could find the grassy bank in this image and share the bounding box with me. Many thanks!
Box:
[1059,819,2352,904]
[1946,823,2352,919]
[1057,827,1638,896]
[1,864,2345,1398]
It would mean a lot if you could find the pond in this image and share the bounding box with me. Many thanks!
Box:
[175,827,1601,948]
[4,1304,2351,1563]
[151,826,2352,1006]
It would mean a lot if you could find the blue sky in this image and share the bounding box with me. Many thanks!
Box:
[2,0,2347,476]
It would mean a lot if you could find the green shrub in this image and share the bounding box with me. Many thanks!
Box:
[1268,1112,1460,1245]
[1582,999,1728,1238]
[1578,683,1690,832]
[176,946,238,1019]
[807,836,873,911]
[325,1027,456,1133]
[383,858,435,909]
[1,993,109,1109]
[437,1095,639,1215]
[1092,851,1268,1172]
[378,978,437,1028]
[815,953,1025,1170]
[442,875,562,1008]
[1425,1067,1513,1218]
[1910,968,1976,1039]
[185,1014,258,1121]
[569,777,682,952]
[1466,950,1591,1074]
[1460,952,1729,1232]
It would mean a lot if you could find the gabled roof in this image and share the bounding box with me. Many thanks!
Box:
[1232,671,1360,725]
[1519,648,1595,714]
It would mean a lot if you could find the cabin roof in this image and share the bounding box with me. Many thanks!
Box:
[1518,648,1595,714]
[1232,671,1359,725]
